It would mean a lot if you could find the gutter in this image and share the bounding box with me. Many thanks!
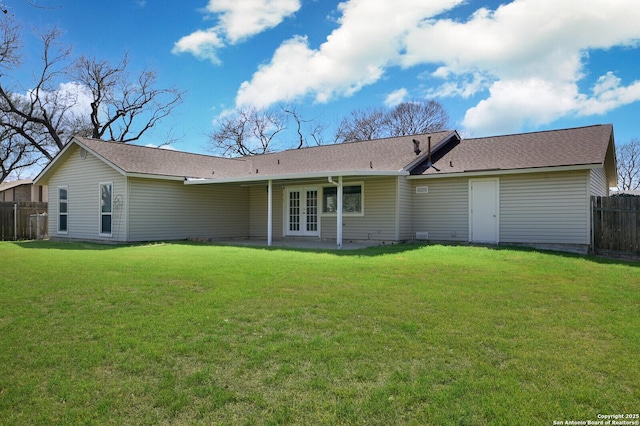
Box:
[185,169,409,185]
[407,164,602,180]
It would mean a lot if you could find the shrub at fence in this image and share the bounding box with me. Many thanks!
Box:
[0,202,48,241]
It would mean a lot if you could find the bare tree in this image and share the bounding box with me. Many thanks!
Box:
[386,100,449,136]
[0,14,19,69]
[0,27,73,164]
[335,107,387,143]
[280,105,334,148]
[617,138,640,191]
[209,107,286,156]
[72,53,183,142]
[0,129,39,182]
[335,100,449,143]
[0,25,183,182]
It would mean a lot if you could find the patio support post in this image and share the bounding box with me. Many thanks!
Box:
[337,176,343,249]
[267,179,273,246]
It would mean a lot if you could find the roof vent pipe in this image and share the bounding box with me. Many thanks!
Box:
[412,139,421,155]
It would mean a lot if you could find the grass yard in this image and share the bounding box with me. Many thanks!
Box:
[0,241,638,425]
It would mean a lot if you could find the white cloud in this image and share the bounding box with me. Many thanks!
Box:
[463,79,581,135]
[577,72,640,116]
[428,72,489,99]
[234,0,640,136]
[206,0,300,43]
[236,0,463,107]
[172,29,224,63]
[384,88,408,107]
[173,0,300,63]
[401,0,640,135]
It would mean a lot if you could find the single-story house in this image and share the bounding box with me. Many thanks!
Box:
[0,179,48,203]
[34,124,617,253]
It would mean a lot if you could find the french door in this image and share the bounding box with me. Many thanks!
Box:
[286,187,319,236]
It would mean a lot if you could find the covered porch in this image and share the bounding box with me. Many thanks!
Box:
[186,171,408,249]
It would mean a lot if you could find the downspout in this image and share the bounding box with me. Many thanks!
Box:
[268,179,273,247]
[328,176,343,249]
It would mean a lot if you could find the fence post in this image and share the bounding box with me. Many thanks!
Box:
[13,203,17,241]
[589,196,596,253]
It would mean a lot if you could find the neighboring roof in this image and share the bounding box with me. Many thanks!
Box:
[416,124,614,176]
[0,179,34,192]
[35,124,616,185]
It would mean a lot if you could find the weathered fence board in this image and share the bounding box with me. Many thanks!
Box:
[592,196,640,258]
[0,202,48,241]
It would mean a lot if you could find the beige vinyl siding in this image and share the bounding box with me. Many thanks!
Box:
[249,184,284,238]
[589,167,608,196]
[411,178,468,241]
[500,171,590,245]
[47,145,127,241]
[396,177,413,240]
[128,178,249,241]
[321,177,397,241]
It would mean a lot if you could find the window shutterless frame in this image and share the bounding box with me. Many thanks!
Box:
[321,182,364,216]
[58,186,68,234]
[99,182,113,236]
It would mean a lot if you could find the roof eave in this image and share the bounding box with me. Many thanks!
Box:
[407,163,603,180]
[125,172,188,181]
[185,170,409,185]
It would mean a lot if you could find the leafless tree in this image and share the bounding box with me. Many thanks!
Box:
[281,105,334,148]
[386,100,449,136]
[617,138,640,191]
[209,107,287,156]
[0,14,19,69]
[335,107,387,142]
[72,53,183,142]
[335,100,449,143]
[0,24,183,182]
[0,128,39,182]
[209,105,332,156]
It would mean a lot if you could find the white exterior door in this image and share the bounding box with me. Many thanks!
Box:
[286,187,319,236]
[469,178,499,243]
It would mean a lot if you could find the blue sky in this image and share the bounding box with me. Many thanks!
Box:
[8,0,640,155]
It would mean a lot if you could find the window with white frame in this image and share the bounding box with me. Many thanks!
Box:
[58,187,68,233]
[100,183,113,235]
[322,184,363,215]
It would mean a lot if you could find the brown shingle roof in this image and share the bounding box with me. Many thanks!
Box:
[40,125,613,183]
[75,131,457,180]
[419,124,613,175]
[76,137,247,179]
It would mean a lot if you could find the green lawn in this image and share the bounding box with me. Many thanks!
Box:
[0,241,638,425]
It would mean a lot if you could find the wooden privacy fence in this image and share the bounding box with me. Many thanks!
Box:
[0,202,48,241]
[592,196,640,258]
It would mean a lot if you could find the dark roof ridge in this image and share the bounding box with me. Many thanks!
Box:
[463,124,612,141]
